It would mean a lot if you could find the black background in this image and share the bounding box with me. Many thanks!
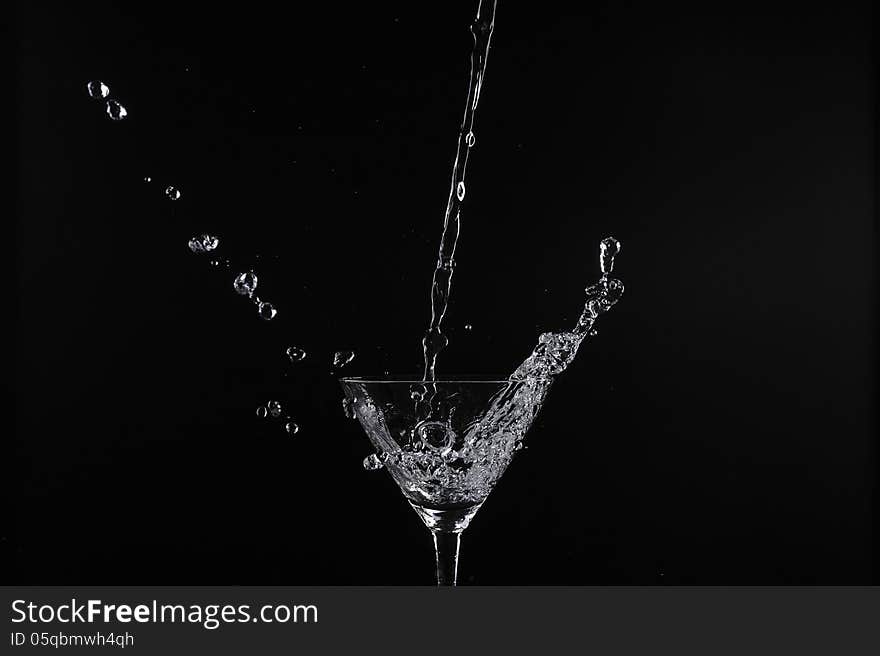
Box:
[10,1,876,584]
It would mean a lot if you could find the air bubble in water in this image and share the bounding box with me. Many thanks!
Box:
[87,81,110,99]
[333,351,356,368]
[258,301,277,320]
[456,181,466,201]
[600,236,621,275]
[267,400,282,418]
[106,100,128,120]
[234,271,258,297]
[188,234,219,253]
[409,384,425,401]
[466,131,476,147]
[285,421,299,435]
[362,454,383,471]
[342,397,356,419]
[256,406,268,418]
[286,346,307,362]
[464,324,473,331]
[165,186,181,201]
[143,176,152,183]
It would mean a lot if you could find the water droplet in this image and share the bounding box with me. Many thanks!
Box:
[285,421,299,435]
[333,351,356,368]
[362,454,383,471]
[466,131,476,147]
[106,100,128,120]
[267,400,283,418]
[256,406,268,418]
[416,421,455,454]
[86,81,110,99]
[257,301,277,320]
[188,234,219,253]
[286,346,307,362]
[588,328,598,337]
[165,186,181,201]
[456,181,466,201]
[599,236,621,275]
[233,271,258,297]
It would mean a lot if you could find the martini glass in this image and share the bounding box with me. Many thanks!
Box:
[340,376,552,585]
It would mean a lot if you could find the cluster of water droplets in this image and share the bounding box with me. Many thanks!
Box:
[140,166,279,325]
[256,399,299,435]
[86,80,128,121]
[233,270,278,321]
[87,76,302,437]
[512,237,623,380]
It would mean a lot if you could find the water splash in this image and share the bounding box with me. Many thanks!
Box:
[421,0,498,381]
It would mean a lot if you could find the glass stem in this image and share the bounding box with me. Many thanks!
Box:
[432,530,462,586]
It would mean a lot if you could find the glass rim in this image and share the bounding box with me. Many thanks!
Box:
[339,375,552,384]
